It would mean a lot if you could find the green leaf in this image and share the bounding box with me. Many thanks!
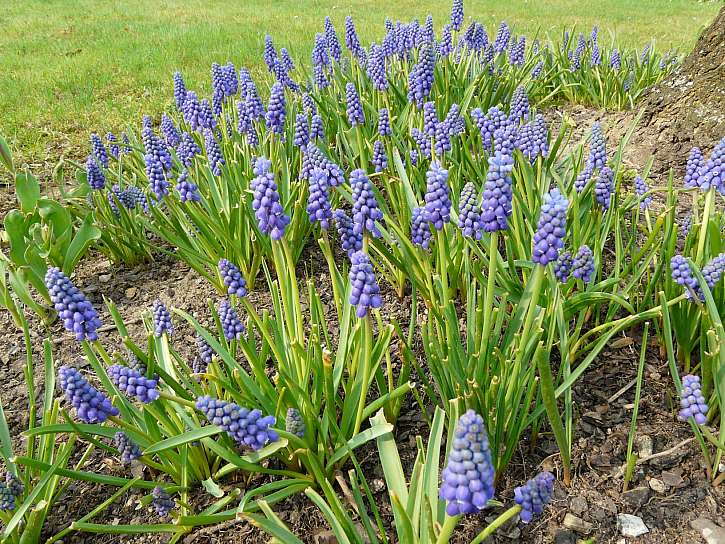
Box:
[0,133,13,172]
[201,477,224,498]
[62,215,101,275]
[15,171,40,213]
[144,426,221,455]
[326,421,394,471]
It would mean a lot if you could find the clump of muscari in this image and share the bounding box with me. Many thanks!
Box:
[424,162,451,230]
[86,155,106,190]
[594,166,614,210]
[333,210,363,258]
[571,245,594,283]
[218,299,245,340]
[204,129,225,176]
[58,366,119,424]
[152,486,175,518]
[153,300,173,337]
[161,114,180,147]
[285,408,306,438]
[407,43,436,107]
[251,157,290,240]
[514,472,555,523]
[219,259,248,297]
[553,251,573,282]
[458,182,483,240]
[349,251,382,318]
[411,206,433,249]
[307,167,333,229]
[481,152,513,232]
[671,255,701,300]
[677,375,708,425]
[90,133,109,168]
[45,267,102,341]
[439,410,495,516]
[532,189,568,266]
[509,85,529,123]
[195,396,278,450]
[372,140,388,172]
[114,431,142,464]
[108,364,160,403]
[351,169,384,238]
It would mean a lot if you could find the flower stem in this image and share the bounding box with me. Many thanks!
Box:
[470,506,522,544]
[435,514,460,544]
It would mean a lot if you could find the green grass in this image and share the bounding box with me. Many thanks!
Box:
[1,0,720,171]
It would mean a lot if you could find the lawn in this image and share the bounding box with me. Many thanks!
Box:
[1,0,720,170]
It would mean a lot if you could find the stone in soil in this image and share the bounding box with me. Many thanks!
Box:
[690,518,725,544]
[618,513,649,538]
[563,513,593,534]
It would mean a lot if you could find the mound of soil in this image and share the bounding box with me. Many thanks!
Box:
[638,6,725,174]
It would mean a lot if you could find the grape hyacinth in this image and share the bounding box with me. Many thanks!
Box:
[531,59,544,79]
[702,253,725,292]
[411,206,433,249]
[177,132,201,167]
[678,375,708,425]
[532,189,569,265]
[351,169,384,237]
[553,250,573,282]
[5,473,23,498]
[684,147,704,188]
[423,162,451,230]
[594,166,614,210]
[173,71,187,109]
[203,129,225,176]
[692,137,724,192]
[45,267,102,341]
[307,167,333,229]
[86,155,106,190]
[218,298,245,340]
[263,35,278,72]
[285,408,306,438]
[292,113,310,148]
[634,175,652,209]
[251,157,290,240]
[671,255,701,300]
[571,245,595,282]
[407,43,436,108]
[411,128,432,159]
[471,106,507,151]
[372,139,388,172]
[152,486,175,518]
[145,153,169,200]
[439,410,495,516]
[175,170,200,203]
[458,182,483,240]
[345,82,365,126]
[265,82,286,135]
[378,108,391,137]
[182,91,203,131]
[439,24,453,57]
[481,151,514,232]
[678,213,692,238]
[108,364,160,403]
[0,485,15,511]
[423,101,438,136]
[325,16,342,62]
[509,85,529,123]
[514,472,555,523]
[310,114,324,140]
[493,22,510,53]
[367,43,388,91]
[588,122,607,171]
[450,0,464,31]
[218,259,248,298]
[195,333,215,372]
[349,251,382,318]
[410,149,419,166]
[153,299,173,337]
[301,143,345,186]
[312,33,330,68]
[314,64,330,90]
[90,133,109,168]
[345,16,366,62]
[58,366,119,423]
[195,396,278,450]
[107,132,120,159]
[333,210,363,258]
[610,49,621,70]
[161,114,180,147]
[114,431,142,464]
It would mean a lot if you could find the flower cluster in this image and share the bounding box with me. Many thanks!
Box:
[114,431,142,464]
[532,189,568,266]
[307,167,333,229]
[677,375,708,425]
[351,169,384,237]
[634,175,652,209]
[439,410,495,516]
[45,267,102,341]
[251,157,290,240]
[58,366,119,423]
[553,251,573,282]
[285,408,306,438]
[458,182,483,240]
[153,300,174,337]
[423,162,451,230]
[333,210,363,257]
[346,83,365,126]
[219,258,248,297]
[514,472,555,523]
[571,245,594,283]
[218,298,245,340]
[481,152,514,232]
[349,251,382,318]
[152,486,175,518]
[196,396,278,450]
[108,364,160,403]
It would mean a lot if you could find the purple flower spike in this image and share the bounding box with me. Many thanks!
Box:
[325,17,343,62]
[693,137,725,192]
[86,155,106,190]
[175,170,201,203]
[458,182,483,240]
[333,210,363,258]
[553,251,573,282]
[702,253,725,292]
[196,396,278,450]
[684,147,704,188]
[195,332,215,369]
[218,298,245,340]
[424,162,451,230]
[411,206,433,249]
[293,113,310,148]
[251,157,289,240]
[372,140,388,173]
[378,108,391,137]
[108,364,160,403]
[0,485,14,511]
[161,114,180,147]
[219,258,247,297]
[493,22,510,53]
[472,106,507,151]
[610,49,621,70]
[367,43,388,91]
[349,251,382,318]
[312,33,330,68]
[177,132,201,168]
[481,151,514,232]
[152,299,173,337]
[5,473,23,497]
[45,267,102,341]
[263,35,278,72]
[678,375,709,425]
[286,408,306,438]
[532,189,569,266]
[351,169,383,238]
[307,167,333,229]
[594,166,615,210]
[114,432,142,464]
[439,410,495,516]
[58,366,119,423]
[145,153,168,200]
[451,0,464,31]
[411,128,432,159]
[265,82,286,135]
[514,472,555,523]
[440,24,453,57]
[173,71,187,110]
[346,82,365,126]
[345,16,365,62]
[203,129,225,176]
[509,85,530,124]
[571,245,595,283]
[423,102,438,136]
[407,43,436,108]
[588,123,607,171]
[634,175,652,209]
[90,133,109,168]
[152,486,175,518]
[671,255,701,300]
[310,114,324,140]
[106,133,120,159]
